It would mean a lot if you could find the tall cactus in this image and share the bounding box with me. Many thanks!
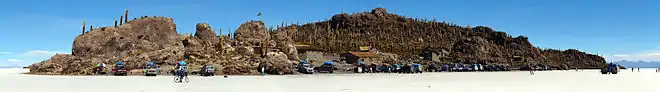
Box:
[125,9,129,23]
[82,20,86,35]
[120,16,123,25]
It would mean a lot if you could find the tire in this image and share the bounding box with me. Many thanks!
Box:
[183,76,190,83]
[173,76,181,83]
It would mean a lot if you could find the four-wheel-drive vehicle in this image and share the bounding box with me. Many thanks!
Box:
[315,62,335,73]
[392,64,401,73]
[112,65,128,76]
[144,67,158,76]
[412,64,423,73]
[452,64,466,72]
[601,63,620,74]
[377,64,393,73]
[143,61,159,76]
[399,64,413,73]
[297,63,315,74]
[426,63,440,72]
[199,65,216,76]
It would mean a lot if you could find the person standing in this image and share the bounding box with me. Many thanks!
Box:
[529,64,535,75]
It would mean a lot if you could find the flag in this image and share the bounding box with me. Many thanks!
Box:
[257,11,262,16]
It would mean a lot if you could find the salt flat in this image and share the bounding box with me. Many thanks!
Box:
[1,68,659,92]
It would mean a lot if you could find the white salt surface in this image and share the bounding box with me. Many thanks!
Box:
[1,68,660,92]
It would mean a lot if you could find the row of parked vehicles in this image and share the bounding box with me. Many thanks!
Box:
[294,60,337,74]
[352,63,516,73]
[92,61,216,76]
[289,60,540,74]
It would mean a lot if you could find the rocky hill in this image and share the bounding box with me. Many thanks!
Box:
[287,8,605,69]
[28,8,606,75]
[29,17,295,75]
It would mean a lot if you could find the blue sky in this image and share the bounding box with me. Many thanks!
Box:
[1,0,659,67]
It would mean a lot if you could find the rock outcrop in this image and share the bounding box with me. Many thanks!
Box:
[194,23,220,45]
[30,17,294,75]
[30,8,606,75]
[234,20,270,46]
[32,17,186,75]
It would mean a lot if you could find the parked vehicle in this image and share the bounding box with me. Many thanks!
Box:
[199,65,215,76]
[441,64,450,71]
[400,64,413,73]
[392,64,401,73]
[452,64,466,72]
[111,62,128,76]
[297,63,314,74]
[466,64,475,71]
[601,63,619,74]
[426,63,440,72]
[377,64,393,73]
[144,61,158,76]
[412,63,423,73]
[315,61,335,73]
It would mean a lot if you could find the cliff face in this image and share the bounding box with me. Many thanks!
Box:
[288,8,605,69]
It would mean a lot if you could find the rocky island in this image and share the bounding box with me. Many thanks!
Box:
[28,8,606,75]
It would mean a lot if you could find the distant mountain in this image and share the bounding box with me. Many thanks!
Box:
[0,64,24,68]
[614,60,660,68]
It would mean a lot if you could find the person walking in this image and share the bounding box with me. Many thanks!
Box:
[632,68,634,72]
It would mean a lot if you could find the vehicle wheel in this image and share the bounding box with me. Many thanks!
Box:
[329,70,333,73]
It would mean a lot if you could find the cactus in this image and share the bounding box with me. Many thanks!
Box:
[125,9,129,23]
[120,16,123,25]
[114,20,118,27]
[82,20,86,35]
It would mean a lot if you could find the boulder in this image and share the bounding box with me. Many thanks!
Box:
[234,20,269,46]
[262,52,293,75]
[194,23,219,45]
